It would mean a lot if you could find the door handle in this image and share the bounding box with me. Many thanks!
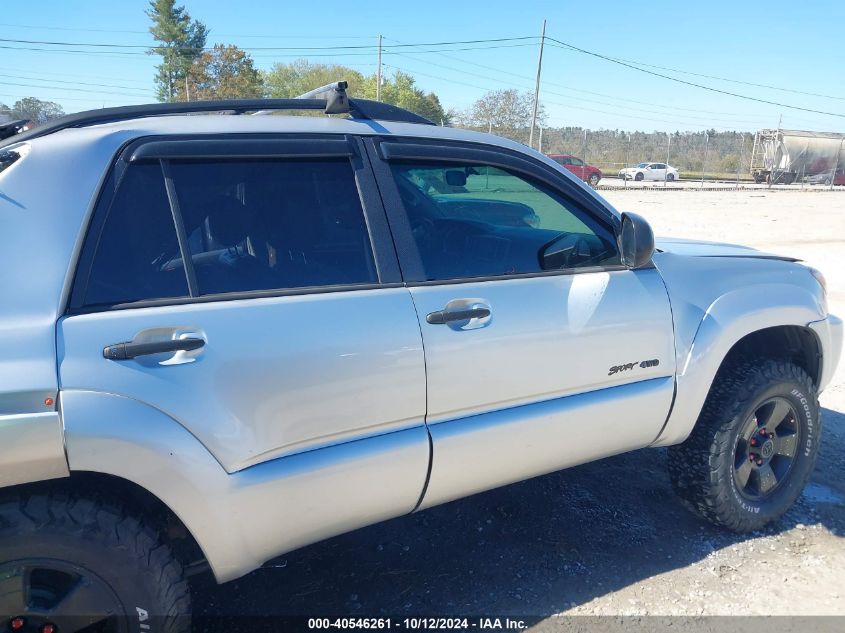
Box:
[426,307,491,325]
[103,337,205,360]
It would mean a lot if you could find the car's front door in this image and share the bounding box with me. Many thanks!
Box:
[59,136,429,515]
[366,138,676,509]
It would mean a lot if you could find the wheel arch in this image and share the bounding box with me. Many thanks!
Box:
[0,470,207,575]
[653,283,825,447]
[59,389,258,583]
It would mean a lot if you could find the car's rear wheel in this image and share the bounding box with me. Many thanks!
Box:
[668,359,820,532]
[588,173,600,187]
[634,172,644,181]
[666,173,675,182]
[0,494,190,633]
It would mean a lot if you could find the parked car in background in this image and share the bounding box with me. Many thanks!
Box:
[548,154,602,186]
[0,118,33,141]
[803,170,845,186]
[619,162,680,182]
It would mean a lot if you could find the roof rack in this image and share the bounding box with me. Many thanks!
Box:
[3,80,434,146]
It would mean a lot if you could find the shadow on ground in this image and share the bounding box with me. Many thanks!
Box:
[193,406,845,629]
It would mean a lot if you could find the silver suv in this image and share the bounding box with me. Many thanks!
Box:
[0,84,841,631]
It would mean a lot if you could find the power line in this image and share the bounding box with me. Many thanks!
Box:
[591,55,845,102]
[545,37,845,119]
[388,50,765,126]
[383,37,783,123]
[0,73,154,94]
[0,80,151,98]
[0,36,537,52]
[0,42,536,59]
[383,63,752,131]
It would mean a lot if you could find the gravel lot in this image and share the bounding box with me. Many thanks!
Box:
[194,189,845,629]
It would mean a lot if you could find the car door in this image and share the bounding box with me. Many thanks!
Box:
[365,138,676,509]
[650,163,667,181]
[59,135,430,518]
[570,157,586,180]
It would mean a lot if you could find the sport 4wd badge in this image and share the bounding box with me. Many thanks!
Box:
[608,359,660,376]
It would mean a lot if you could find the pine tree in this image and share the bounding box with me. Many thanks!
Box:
[147,0,208,102]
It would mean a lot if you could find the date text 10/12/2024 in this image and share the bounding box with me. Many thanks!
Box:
[307,618,529,630]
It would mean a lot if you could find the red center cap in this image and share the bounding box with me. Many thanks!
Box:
[10,618,25,630]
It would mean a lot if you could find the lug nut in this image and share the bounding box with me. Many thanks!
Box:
[750,438,758,446]
[749,454,756,462]
[42,624,56,633]
[10,618,24,631]
[756,458,764,466]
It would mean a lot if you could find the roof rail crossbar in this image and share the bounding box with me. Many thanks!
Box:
[3,79,434,146]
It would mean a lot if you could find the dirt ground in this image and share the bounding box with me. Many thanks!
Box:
[193,189,845,629]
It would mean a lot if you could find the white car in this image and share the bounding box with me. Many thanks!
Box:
[619,162,680,182]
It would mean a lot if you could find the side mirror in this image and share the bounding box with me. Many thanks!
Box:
[445,170,467,186]
[620,212,655,269]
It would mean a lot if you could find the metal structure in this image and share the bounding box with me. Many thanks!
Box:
[750,128,845,185]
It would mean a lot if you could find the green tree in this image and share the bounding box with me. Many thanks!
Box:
[359,71,448,124]
[264,63,447,123]
[147,0,208,102]
[1,97,64,123]
[179,44,263,100]
[264,60,365,98]
[458,89,544,143]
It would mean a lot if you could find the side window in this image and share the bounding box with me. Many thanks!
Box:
[389,162,620,282]
[168,158,377,295]
[570,158,585,166]
[84,163,188,307]
[556,157,572,165]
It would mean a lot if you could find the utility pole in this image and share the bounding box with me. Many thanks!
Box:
[376,35,383,102]
[700,131,709,188]
[528,19,546,150]
[538,126,544,153]
[185,74,190,102]
[664,133,671,187]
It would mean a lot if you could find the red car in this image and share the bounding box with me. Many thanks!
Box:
[547,154,602,186]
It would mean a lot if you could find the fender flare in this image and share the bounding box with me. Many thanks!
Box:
[652,283,824,446]
[61,389,257,582]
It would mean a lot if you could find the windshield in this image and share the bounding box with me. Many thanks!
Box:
[637,162,649,168]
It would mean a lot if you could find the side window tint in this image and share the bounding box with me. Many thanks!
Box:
[571,158,584,166]
[169,158,377,295]
[84,163,188,306]
[389,162,620,282]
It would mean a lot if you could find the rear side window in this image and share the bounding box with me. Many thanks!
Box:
[84,163,188,307]
[168,158,376,295]
[81,155,377,307]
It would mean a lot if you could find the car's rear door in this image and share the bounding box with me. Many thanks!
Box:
[365,137,676,509]
[59,135,429,513]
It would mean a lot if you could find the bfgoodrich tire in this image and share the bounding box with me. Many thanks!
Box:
[0,493,190,632]
[668,360,820,532]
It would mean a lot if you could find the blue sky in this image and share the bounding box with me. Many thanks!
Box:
[1,0,843,132]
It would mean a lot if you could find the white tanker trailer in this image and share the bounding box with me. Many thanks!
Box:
[750,129,845,184]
